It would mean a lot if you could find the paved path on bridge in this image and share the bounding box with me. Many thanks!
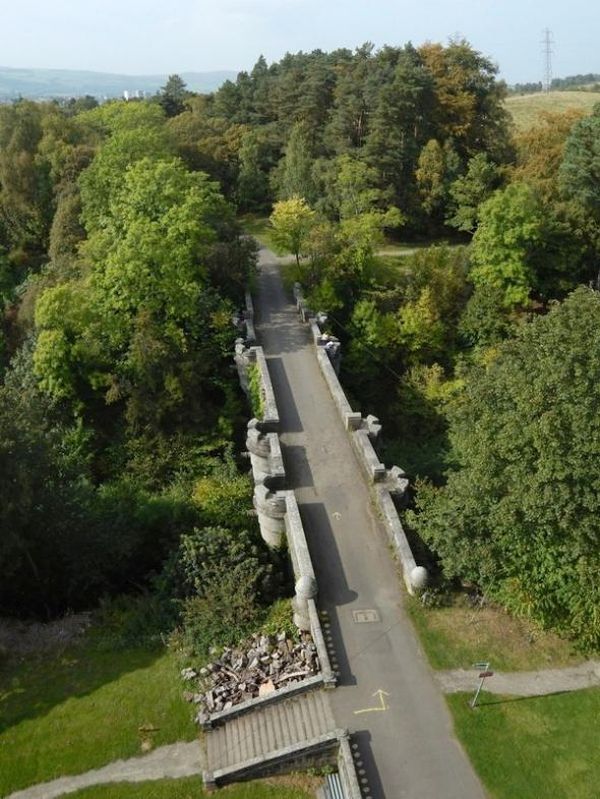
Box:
[255,246,486,799]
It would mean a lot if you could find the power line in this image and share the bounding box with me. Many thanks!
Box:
[541,28,554,93]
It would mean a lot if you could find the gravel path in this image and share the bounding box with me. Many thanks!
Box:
[435,660,600,696]
[7,741,202,799]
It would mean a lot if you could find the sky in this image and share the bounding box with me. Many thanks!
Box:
[1,0,598,84]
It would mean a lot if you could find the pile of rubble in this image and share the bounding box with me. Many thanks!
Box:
[181,630,320,723]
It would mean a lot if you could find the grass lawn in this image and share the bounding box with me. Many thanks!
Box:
[447,689,600,799]
[66,776,318,798]
[407,593,581,671]
[0,643,196,796]
[505,90,600,131]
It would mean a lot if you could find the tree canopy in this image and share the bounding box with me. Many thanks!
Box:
[411,287,600,649]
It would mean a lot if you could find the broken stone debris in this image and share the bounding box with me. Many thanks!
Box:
[180,630,320,722]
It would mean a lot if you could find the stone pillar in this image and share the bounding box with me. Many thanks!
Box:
[253,484,287,548]
[292,574,318,631]
[234,337,251,397]
[246,419,272,484]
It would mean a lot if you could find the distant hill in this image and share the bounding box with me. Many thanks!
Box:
[0,66,238,100]
[505,90,600,131]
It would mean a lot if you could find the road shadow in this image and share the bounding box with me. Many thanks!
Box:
[0,639,163,738]
[281,444,314,488]
[474,690,571,708]
[266,357,303,433]
[351,729,387,799]
[299,501,358,686]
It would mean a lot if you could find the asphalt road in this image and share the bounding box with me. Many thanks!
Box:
[255,247,486,799]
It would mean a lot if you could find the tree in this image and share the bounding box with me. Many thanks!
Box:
[447,152,501,232]
[158,74,191,118]
[36,158,237,436]
[470,183,571,307]
[513,110,584,204]
[236,129,270,211]
[269,197,316,265]
[411,287,600,649]
[416,139,446,217]
[275,122,316,201]
[0,100,55,259]
[364,45,435,214]
[418,39,511,163]
[79,102,171,233]
[559,104,600,216]
[334,154,387,219]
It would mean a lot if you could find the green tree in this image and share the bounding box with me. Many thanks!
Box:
[559,104,600,217]
[0,100,55,261]
[269,196,316,265]
[276,122,316,201]
[79,102,171,233]
[36,158,237,437]
[334,154,387,219]
[447,152,501,232]
[364,46,435,214]
[236,129,270,211]
[416,139,446,217]
[412,287,600,649]
[470,183,570,307]
[157,74,191,118]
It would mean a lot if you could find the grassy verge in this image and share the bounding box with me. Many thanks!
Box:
[447,689,600,799]
[407,593,581,671]
[0,640,195,796]
[66,776,318,799]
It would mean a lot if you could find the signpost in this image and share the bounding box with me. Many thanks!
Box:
[470,662,494,708]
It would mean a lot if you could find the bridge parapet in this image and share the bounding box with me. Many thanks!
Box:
[300,295,427,596]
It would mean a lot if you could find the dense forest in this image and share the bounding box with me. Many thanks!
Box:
[1,40,599,651]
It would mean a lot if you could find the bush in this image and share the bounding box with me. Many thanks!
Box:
[247,363,264,419]
[172,571,261,656]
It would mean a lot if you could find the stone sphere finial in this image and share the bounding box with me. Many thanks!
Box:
[410,566,428,591]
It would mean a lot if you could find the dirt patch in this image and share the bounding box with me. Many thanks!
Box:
[0,613,92,660]
[261,773,325,793]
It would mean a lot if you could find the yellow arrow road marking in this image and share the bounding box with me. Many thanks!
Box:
[353,689,390,715]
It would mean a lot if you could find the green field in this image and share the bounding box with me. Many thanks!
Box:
[505,90,600,130]
[448,689,600,799]
[65,777,316,799]
[0,643,196,796]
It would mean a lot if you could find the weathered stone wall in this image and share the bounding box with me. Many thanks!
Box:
[296,285,428,596]
[337,732,364,799]
[232,292,336,686]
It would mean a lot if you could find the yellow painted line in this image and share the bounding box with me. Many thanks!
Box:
[353,689,390,715]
